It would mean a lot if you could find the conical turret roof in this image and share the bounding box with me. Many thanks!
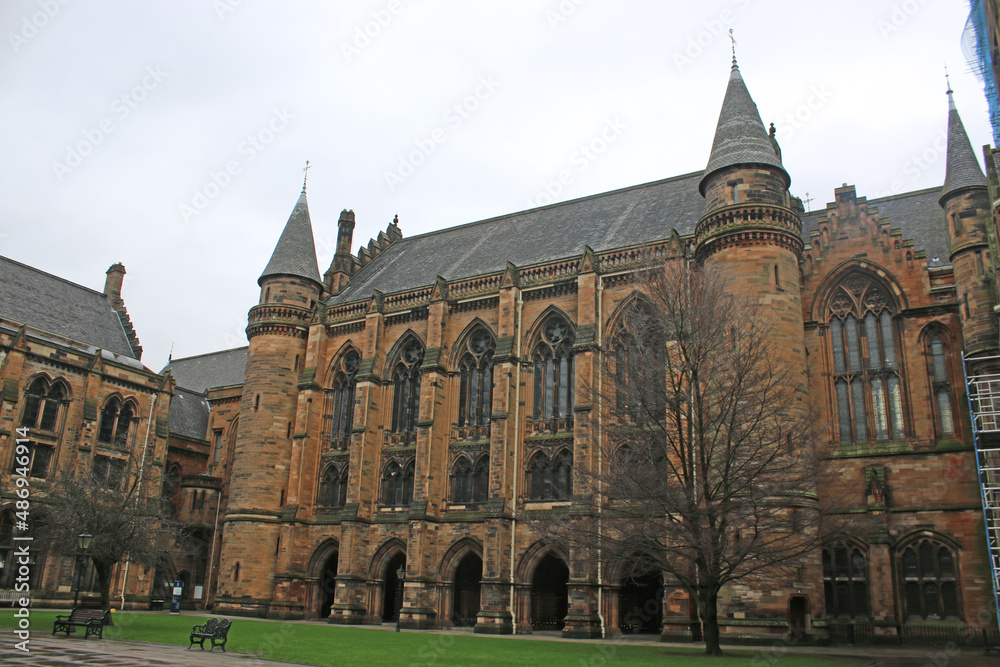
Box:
[700,62,787,195]
[940,88,987,204]
[259,189,322,286]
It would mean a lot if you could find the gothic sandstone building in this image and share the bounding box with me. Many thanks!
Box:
[4,61,1000,642]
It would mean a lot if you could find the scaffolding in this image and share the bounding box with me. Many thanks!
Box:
[964,354,1000,635]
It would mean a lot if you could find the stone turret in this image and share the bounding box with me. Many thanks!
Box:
[939,85,998,362]
[216,186,322,616]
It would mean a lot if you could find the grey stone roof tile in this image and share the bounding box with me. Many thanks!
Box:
[162,347,248,394]
[330,171,706,304]
[701,64,786,193]
[168,387,210,440]
[260,191,322,285]
[0,256,136,358]
[941,93,987,202]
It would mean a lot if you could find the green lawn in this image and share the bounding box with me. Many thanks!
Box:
[2,610,855,666]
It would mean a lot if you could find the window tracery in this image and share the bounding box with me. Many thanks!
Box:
[457,329,494,439]
[532,316,574,427]
[329,349,360,449]
[899,538,960,620]
[391,340,424,438]
[827,276,904,442]
[21,377,66,432]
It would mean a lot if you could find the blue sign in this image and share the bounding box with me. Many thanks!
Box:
[170,580,182,615]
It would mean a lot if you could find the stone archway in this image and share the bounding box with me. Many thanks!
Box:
[531,553,568,630]
[382,553,406,623]
[619,571,663,634]
[319,551,339,619]
[452,553,482,627]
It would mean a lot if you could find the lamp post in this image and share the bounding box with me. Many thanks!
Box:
[72,533,94,610]
[394,565,406,632]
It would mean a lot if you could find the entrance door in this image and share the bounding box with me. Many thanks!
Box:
[381,554,406,622]
[319,551,338,619]
[452,553,482,626]
[789,596,809,638]
[531,554,568,630]
[619,571,663,634]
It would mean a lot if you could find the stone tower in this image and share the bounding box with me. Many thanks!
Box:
[694,58,806,386]
[216,186,322,615]
[939,85,999,366]
[693,58,815,614]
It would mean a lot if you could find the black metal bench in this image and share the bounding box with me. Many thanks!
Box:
[188,617,231,651]
[52,608,110,639]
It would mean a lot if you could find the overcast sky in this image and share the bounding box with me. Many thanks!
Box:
[0,1,993,371]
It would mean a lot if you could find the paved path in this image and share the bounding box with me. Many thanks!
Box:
[2,622,1000,666]
[0,628,311,667]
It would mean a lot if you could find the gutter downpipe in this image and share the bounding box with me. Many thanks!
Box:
[121,392,157,609]
[509,292,523,634]
[596,277,606,638]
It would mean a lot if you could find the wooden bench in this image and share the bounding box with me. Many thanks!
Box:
[52,609,110,639]
[188,617,231,652]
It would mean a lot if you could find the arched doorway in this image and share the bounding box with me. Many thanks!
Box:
[531,553,568,630]
[319,551,338,619]
[382,553,406,622]
[619,571,663,634]
[452,553,482,626]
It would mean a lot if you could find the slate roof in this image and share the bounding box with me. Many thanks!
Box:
[941,91,987,202]
[801,187,949,267]
[330,171,707,304]
[168,388,210,440]
[162,347,249,394]
[260,191,322,286]
[701,63,786,193]
[0,255,137,358]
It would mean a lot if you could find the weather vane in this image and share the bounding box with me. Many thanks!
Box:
[729,28,737,67]
[302,160,311,193]
[945,64,952,95]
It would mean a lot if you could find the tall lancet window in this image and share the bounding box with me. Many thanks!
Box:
[329,349,360,450]
[391,340,424,435]
[457,329,494,438]
[532,316,575,422]
[828,275,905,443]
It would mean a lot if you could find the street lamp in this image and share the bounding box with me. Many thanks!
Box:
[72,533,93,610]
[394,564,406,632]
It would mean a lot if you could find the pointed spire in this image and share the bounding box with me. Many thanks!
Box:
[940,86,987,205]
[259,187,323,286]
[700,59,787,195]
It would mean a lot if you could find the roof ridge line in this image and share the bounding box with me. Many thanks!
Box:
[167,346,249,364]
[383,170,705,245]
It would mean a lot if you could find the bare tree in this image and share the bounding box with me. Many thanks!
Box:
[34,452,181,610]
[546,260,837,655]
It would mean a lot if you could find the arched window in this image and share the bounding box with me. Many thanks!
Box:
[828,277,904,442]
[900,538,960,620]
[527,450,573,500]
[928,335,955,437]
[329,349,360,450]
[451,455,488,503]
[822,543,869,619]
[612,303,664,419]
[391,341,423,437]
[532,316,575,425]
[382,460,414,506]
[98,397,135,448]
[21,378,66,432]
[451,457,473,503]
[319,464,349,508]
[457,329,495,438]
